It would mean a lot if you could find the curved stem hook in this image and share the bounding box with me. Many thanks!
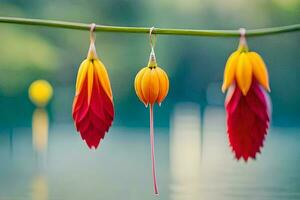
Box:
[149,26,156,50]
[87,23,98,59]
[148,27,157,66]
[90,23,96,43]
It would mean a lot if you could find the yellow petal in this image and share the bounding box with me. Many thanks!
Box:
[134,67,148,106]
[75,59,89,95]
[236,53,253,95]
[87,61,94,104]
[249,52,270,92]
[94,59,113,101]
[222,51,240,92]
[156,67,169,104]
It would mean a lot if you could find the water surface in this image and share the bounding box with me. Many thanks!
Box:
[0,106,299,200]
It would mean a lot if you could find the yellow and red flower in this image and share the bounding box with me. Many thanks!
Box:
[222,37,271,161]
[72,41,114,149]
[134,50,169,194]
[222,48,270,95]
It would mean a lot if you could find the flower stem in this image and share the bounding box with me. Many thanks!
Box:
[149,104,158,195]
[0,17,299,37]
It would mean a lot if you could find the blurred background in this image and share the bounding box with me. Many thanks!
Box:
[0,0,299,199]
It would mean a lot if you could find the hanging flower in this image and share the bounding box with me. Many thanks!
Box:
[134,28,169,194]
[134,53,169,107]
[72,24,114,149]
[222,29,271,161]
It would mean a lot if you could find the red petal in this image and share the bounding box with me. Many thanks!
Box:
[225,81,270,161]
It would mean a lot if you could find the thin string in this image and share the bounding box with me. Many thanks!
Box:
[90,23,96,43]
[239,28,248,49]
[87,23,98,59]
[149,26,156,49]
[148,27,157,65]
[149,104,159,195]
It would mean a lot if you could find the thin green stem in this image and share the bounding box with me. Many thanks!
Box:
[0,16,299,37]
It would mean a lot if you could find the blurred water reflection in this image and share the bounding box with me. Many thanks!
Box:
[170,105,300,200]
[170,103,202,200]
[32,108,49,154]
[31,175,48,200]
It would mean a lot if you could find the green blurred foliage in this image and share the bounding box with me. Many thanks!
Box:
[0,26,59,94]
[0,0,299,127]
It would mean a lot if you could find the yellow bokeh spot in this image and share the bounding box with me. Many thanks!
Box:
[29,80,53,107]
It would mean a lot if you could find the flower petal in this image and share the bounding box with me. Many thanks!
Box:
[236,53,253,95]
[249,52,270,92]
[141,68,151,103]
[75,59,89,95]
[156,67,169,104]
[87,61,94,105]
[149,69,160,104]
[226,81,270,161]
[222,51,240,92]
[134,67,148,106]
[141,68,160,105]
[93,59,114,101]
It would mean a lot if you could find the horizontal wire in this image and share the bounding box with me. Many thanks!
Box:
[0,17,299,37]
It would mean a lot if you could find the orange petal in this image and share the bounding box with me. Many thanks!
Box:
[141,68,151,104]
[156,67,169,104]
[222,51,240,92]
[249,52,270,92]
[236,53,252,95]
[134,67,148,106]
[149,69,160,104]
[141,68,159,105]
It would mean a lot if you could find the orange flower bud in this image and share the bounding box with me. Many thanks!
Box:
[134,53,169,106]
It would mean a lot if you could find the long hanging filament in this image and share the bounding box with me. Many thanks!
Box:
[149,104,158,195]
